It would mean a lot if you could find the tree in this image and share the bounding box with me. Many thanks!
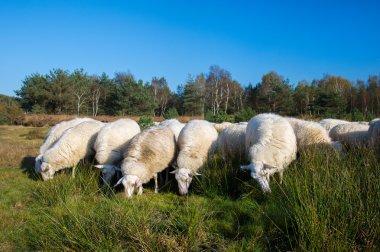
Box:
[70,69,90,115]
[151,77,170,116]
[182,75,204,116]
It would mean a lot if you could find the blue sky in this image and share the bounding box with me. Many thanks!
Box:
[0,0,379,96]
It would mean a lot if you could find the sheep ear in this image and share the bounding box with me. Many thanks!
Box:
[193,172,201,176]
[240,164,253,171]
[114,177,124,187]
[170,170,178,174]
[94,164,104,169]
[263,163,277,172]
[134,178,140,186]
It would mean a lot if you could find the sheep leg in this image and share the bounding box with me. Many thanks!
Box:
[279,171,284,184]
[154,174,158,193]
[138,185,143,195]
[71,165,76,178]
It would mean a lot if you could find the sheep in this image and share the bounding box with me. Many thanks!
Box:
[319,118,350,133]
[35,117,95,173]
[368,119,380,155]
[39,120,105,181]
[240,113,297,193]
[157,119,185,141]
[213,122,233,133]
[115,126,176,198]
[93,118,141,185]
[170,120,218,195]
[285,117,340,151]
[217,124,247,162]
[329,122,370,147]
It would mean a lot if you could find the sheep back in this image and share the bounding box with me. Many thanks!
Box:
[121,126,176,184]
[177,120,218,173]
[94,118,140,165]
[217,124,246,161]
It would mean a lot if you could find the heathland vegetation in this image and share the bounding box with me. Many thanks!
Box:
[0,125,379,250]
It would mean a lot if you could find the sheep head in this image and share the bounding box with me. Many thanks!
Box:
[171,168,200,195]
[94,164,118,185]
[240,161,275,193]
[40,162,55,181]
[115,175,141,198]
[35,154,43,173]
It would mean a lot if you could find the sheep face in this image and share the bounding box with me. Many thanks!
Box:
[35,154,43,173]
[171,168,200,195]
[122,175,140,198]
[40,162,55,181]
[94,164,117,185]
[240,161,271,193]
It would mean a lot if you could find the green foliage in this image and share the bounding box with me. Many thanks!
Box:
[138,115,153,129]
[0,95,24,125]
[234,107,256,122]
[205,111,235,123]
[163,107,179,119]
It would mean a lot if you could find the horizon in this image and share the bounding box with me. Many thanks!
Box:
[1,0,379,97]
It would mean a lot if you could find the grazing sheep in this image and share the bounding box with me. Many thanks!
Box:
[285,117,338,150]
[329,122,370,147]
[157,119,185,141]
[368,119,380,155]
[39,120,105,181]
[35,117,95,173]
[93,119,141,184]
[217,124,247,162]
[241,113,297,193]
[213,122,233,133]
[319,118,350,133]
[115,126,176,198]
[171,120,218,195]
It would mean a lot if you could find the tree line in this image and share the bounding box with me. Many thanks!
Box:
[6,65,380,122]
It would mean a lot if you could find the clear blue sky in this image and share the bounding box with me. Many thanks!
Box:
[0,0,379,97]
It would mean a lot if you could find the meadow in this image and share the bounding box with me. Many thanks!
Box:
[0,125,379,251]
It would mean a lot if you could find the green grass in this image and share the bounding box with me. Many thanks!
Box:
[0,126,379,251]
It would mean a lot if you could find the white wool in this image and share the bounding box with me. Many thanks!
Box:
[217,124,246,161]
[42,120,105,173]
[94,118,140,165]
[213,122,233,133]
[319,118,350,133]
[121,126,176,184]
[39,117,96,154]
[246,113,297,169]
[177,120,219,173]
[286,117,332,149]
[368,119,380,153]
[157,119,185,141]
[329,122,369,146]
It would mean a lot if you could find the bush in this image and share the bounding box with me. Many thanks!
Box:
[234,108,256,122]
[205,111,235,123]
[138,115,153,129]
[24,129,45,140]
[0,101,24,125]
[163,107,179,119]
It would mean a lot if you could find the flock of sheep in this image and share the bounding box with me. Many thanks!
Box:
[34,113,380,196]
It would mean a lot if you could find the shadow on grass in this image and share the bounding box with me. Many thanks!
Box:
[20,156,40,181]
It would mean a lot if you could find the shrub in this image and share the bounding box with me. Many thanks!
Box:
[205,111,234,123]
[234,108,256,122]
[163,107,179,119]
[138,115,153,129]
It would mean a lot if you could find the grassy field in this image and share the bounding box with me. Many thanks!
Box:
[0,125,379,251]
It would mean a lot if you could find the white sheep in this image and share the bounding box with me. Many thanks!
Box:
[329,122,370,147]
[285,117,339,150]
[93,118,141,184]
[240,113,297,193]
[171,120,218,195]
[217,124,247,162]
[319,118,350,133]
[35,117,95,173]
[115,126,176,198]
[368,119,380,154]
[213,122,233,133]
[157,119,185,141]
[39,120,105,181]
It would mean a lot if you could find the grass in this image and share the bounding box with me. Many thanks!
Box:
[0,125,379,251]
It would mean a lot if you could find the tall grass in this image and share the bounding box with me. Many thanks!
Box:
[1,143,379,250]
